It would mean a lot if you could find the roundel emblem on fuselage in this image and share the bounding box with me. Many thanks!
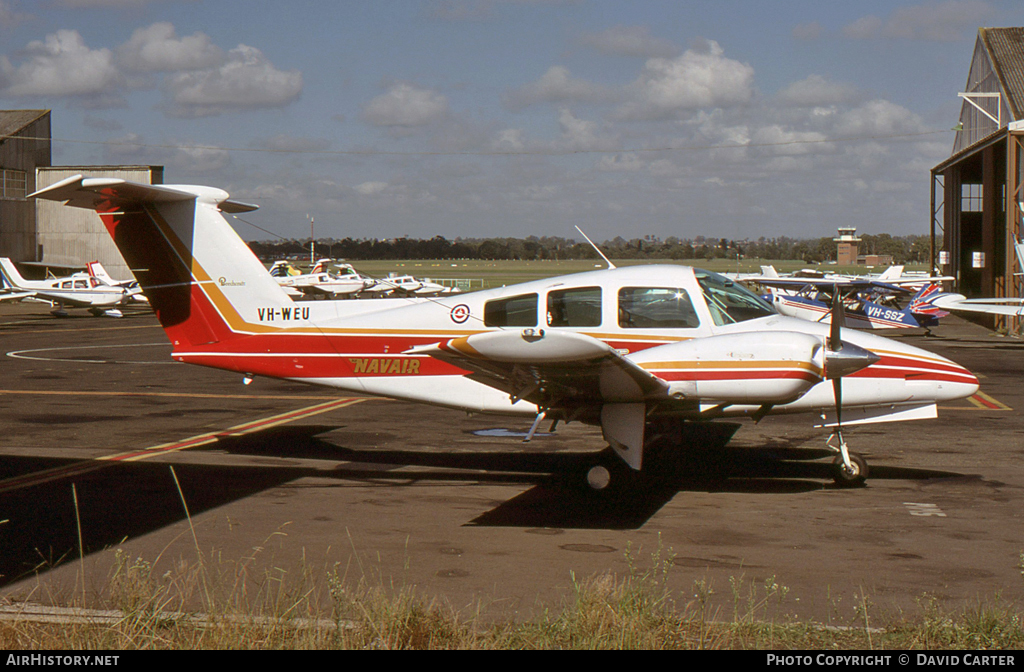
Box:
[450,304,470,323]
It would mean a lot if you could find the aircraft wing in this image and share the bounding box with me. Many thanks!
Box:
[930,293,1024,316]
[22,288,124,308]
[0,289,34,301]
[409,328,671,412]
[755,278,908,294]
[294,284,333,296]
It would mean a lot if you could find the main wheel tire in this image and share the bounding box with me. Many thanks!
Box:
[832,453,869,487]
[586,465,611,490]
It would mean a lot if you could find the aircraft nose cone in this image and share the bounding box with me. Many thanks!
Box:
[901,345,979,402]
[825,340,881,379]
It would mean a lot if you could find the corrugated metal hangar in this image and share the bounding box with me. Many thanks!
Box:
[932,27,1024,328]
[0,109,162,281]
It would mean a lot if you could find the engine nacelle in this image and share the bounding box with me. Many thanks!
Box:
[629,331,825,404]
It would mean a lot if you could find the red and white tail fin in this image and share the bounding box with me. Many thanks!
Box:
[86,260,114,284]
[29,175,294,349]
[907,282,950,319]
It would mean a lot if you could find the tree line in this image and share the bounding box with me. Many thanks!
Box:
[248,233,935,265]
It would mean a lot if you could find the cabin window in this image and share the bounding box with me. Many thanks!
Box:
[547,287,602,327]
[618,287,700,329]
[695,270,775,325]
[484,293,537,327]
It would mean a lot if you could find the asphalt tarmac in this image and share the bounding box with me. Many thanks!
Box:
[0,301,1020,625]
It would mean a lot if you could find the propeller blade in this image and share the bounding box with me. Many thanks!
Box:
[829,285,845,350]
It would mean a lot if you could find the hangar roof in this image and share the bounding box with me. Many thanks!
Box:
[980,27,1024,119]
[0,110,49,141]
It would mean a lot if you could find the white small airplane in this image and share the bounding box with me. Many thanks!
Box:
[269,258,373,299]
[86,260,148,304]
[29,175,980,489]
[746,265,953,294]
[0,257,132,317]
[367,273,459,297]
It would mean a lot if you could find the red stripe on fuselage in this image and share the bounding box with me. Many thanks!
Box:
[654,370,822,383]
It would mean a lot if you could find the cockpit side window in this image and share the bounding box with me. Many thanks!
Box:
[618,287,700,329]
[547,287,602,327]
[695,269,775,326]
[484,293,538,327]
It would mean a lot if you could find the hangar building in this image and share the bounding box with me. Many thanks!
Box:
[931,27,1024,325]
[0,110,162,280]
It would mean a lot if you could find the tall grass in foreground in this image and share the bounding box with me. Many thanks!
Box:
[1,541,1022,650]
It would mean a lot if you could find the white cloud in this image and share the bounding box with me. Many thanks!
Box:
[597,152,644,172]
[259,134,329,153]
[492,128,526,151]
[354,181,389,195]
[834,99,927,136]
[882,0,993,41]
[577,26,679,59]
[750,125,829,156]
[171,143,231,172]
[555,107,618,151]
[362,83,449,127]
[118,22,224,73]
[617,39,755,120]
[0,29,123,102]
[791,22,823,41]
[0,1,32,28]
[842,1,993,41]
[841,15,883,40]
[776,75,861,107]
[161,44,302,117]
[503,65,615,110]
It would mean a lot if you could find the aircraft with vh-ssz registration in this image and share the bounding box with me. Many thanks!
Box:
[0,257,134,317]
[759,279,950,331]
[28,175,980,488]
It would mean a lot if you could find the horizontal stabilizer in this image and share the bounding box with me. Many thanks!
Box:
[29,174,258,213]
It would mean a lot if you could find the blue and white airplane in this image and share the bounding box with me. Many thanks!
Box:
[761,280,949,331]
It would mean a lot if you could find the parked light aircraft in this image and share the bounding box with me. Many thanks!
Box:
[269,258,372,299]
[86,260,147,303]
[0,257,132,317]
[761,280,949,331]
[29,175,980,488]
[368,273,460,297]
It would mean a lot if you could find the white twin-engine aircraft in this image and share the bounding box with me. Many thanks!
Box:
[30,175,980,489]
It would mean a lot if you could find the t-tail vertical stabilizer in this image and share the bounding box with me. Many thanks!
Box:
[29,175,292,350]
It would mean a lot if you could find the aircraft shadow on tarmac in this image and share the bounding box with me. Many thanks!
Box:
[0,423,972,586]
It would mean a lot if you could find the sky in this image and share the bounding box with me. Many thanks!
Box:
[1,0,1022,243]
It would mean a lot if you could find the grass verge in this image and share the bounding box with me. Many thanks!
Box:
[0,539,1021,650]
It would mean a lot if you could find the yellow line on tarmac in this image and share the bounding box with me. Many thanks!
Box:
[0,397,369,494]
[967,391,1012,411]
[0,323,164,335]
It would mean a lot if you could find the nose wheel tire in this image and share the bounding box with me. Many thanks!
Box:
[832,453,868,487]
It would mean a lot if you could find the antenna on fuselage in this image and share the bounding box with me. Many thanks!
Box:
[574,226,616,269]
